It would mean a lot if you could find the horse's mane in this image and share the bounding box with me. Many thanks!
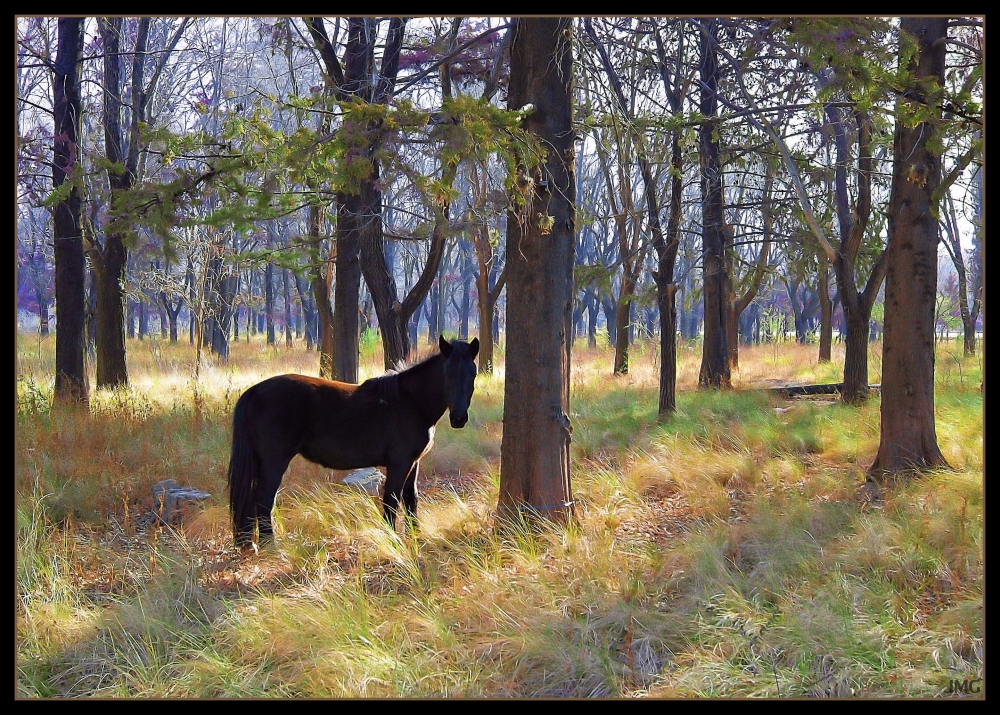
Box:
[361,349,443,404]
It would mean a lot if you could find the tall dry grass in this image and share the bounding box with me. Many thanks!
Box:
[16,331,983,697]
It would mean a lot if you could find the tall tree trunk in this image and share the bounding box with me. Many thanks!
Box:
[85,264,97,357]
[333,191,362,382]
[187,259,196,345]
[871,17,950,476]
[498,17,575,524]
[356,167,407,368]
[162,294,180,343]
[826,92,885,403]
[91,17,149,389]
[308,17,408,376]
[427,284,440,345]
[138,294,148,340]
[841,301,872,402]
[205,248,237,360]
[283,267,293,348]
[307,203,335,376]
[294,271,317,352]
[940,190,976,356]
[968,165,983,354]
[51,17,88,405]
[614,274,635,374]
[265,258,275,346]
[93,237,129,386]
[459,241,472,340]
[585,291,598,348]
[587,16,682,405]
[473,225,506,375]
[817,257,833,362]
[697,20,731,389]
[727,168,773,369]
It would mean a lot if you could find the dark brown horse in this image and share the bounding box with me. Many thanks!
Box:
[227,335,479,546]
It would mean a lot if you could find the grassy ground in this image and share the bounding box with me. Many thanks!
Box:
[16,332,983,698]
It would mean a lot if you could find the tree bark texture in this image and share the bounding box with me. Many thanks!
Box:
[697,20,731,389]
[826,98,885,403]
[473,224,506,375]
[333,192,363,382]
[871,17,950,476]
[818,258,833,362]
[51,17,88,405]
[90,17,152,388]
[498,17,575,524]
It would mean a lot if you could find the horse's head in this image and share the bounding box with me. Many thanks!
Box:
[440,335,479,428]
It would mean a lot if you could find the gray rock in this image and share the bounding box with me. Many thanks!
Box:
[152,479,211,524]
[341,467,384,497]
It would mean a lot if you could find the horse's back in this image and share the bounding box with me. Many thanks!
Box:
[239,373,397,470]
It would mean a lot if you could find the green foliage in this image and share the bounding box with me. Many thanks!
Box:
[788,18,896,103]
[125,90,545,265]
[574,263,614,296]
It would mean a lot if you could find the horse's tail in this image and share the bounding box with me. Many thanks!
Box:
[227,390,257,545]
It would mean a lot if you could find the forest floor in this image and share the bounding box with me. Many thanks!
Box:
[16,333,983,698]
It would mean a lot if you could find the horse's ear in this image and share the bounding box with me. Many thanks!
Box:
[439,334,452,357]
[469,337,480,359]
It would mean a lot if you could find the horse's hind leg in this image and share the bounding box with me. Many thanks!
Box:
[382,461,411,530]
[254,457,291,544]
[401,461,419,527]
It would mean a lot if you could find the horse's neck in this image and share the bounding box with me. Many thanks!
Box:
[399,355,447,425]
[372,372,401,404]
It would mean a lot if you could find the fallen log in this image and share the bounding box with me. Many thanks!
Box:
[767,383,881,398]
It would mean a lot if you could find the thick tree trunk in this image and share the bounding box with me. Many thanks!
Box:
[308,17,408,375]
[841,301,872,404]
[651,27,685,414]
[475,294,495,372]
[205,255,237,361]
[51,17,88,405]
[871,17,949,476]
[86,265,97,356]
[498,17,575,524]
[474,238,495,373]
[614,276,635,374]
[305,202,336,377]
[93,235,129,387]
[333,191,363,382]
[697,20,731,389]
[91,16,153,389]
[357,169,408,369]
[658,284,678,415]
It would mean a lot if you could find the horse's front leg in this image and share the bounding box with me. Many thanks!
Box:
[401,461,420,528]
[382,460,411,530]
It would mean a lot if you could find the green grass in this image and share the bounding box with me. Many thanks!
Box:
[16,332,983,697]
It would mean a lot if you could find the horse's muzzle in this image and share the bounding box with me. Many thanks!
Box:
[450,413,469,428]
